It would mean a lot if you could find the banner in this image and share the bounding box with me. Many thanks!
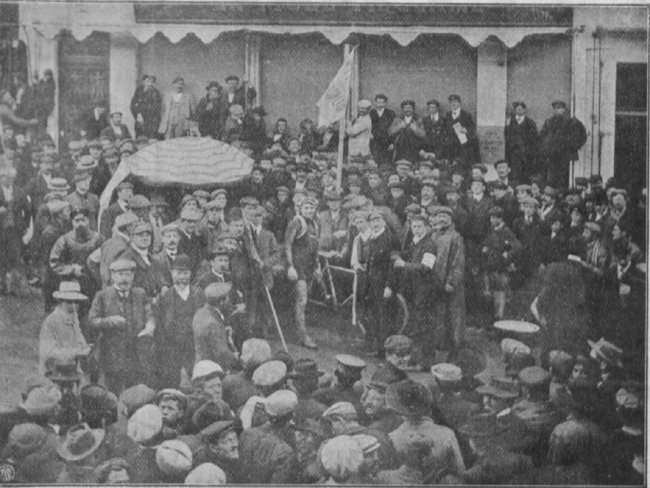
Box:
[317,46,356,129]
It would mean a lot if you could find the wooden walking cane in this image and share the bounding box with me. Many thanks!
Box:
[265,286,289,353]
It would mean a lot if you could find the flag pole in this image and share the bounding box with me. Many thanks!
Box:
[336,45,352,192]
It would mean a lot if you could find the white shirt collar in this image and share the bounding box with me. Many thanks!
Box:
[372,227,385,239]
[452,109,460,118]
[516,115,525,123]
[412,233,425,244]
[404,115,413,124]
[174,285,191,300]
[131,244,151,265]
[376,108,384,116]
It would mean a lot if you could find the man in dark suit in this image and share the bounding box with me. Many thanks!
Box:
[100,111,132,143]
[99,181,133,239]
[218,75,256,129]
[512,197,545,284]
[384,215,442,366]
[178,207,209,279]
[444,94,481,173]
[539,186,564,227]
[117,222,162,298]
[369,94,396,168]
[388,100,425,166]
[539,100,587,188]
[83,99,109,141]
[130,74,163,139]
[151,222,182,289]
[504,101,538,182]
[464,177,493,309]
[420,99,448,160]
[362,211,400,355]
[196,81,224,139]
[89,258,156,393]
[25,154,61,214]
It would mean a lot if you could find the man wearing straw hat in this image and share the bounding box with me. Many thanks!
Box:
[39,281,91,376]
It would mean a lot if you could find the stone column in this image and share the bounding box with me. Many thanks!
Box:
[245,33,262,107]
[476,38,507,169]
[109,33,138,134]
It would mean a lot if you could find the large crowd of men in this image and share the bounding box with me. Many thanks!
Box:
[0,72,646,484]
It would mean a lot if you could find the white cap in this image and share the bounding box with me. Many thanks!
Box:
[320,435,364,480]
[156,440,193,476]
[128,404,163,444]
[264,389,298,417]
[192,360,224,382]
[184,463,227,485]
[252,360,287,387]
[241,339,272,369]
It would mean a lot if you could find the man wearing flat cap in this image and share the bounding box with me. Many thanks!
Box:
[539,100,587,187]
[100,110,132,143]
[89,258,156,393]
[444,94,481,170]
[159,77,195,140]
[388,100,426,166]
[504,101,539,182]
[346,99,372,157]
[153,255,206,389]
[238,390,299,483]
[192,282,239,373]
[130,74,163,139]
[199,421,242,482]
[195,81,223,139]
[117,221,161,297]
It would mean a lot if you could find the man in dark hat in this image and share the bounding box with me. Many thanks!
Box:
[313,354,366,413]
[420,98,447,160]
[199,420,242,482]
[512,196,545,283]
[195,81,223,139]
[153,254,205,389]
[100,111,132,143]
[56,423,108,483]
[444,94,481,170]
[369,94,396,168]
[361,364,407,433]
[159,77,195,139]
[130,74,162,139]
[539,100,587,187]
[288,358,327,424]
[83,99,109,141]
[218,74,257,127]
[504,100,539,181]
[388,100,426,165]
[177,207,208,278]
[117,221,161,298]
[242,106,270,156]
[89,258,156,393]
[66,169,100,231]
[99,180,133,239]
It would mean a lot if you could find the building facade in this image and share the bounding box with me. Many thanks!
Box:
[19,3,647,186]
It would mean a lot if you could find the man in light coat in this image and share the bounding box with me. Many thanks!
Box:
[158,77,195,139]
[346,99,372,157]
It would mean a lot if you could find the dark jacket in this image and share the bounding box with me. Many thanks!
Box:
[130,85,163,138]
[192,304,239,372]
[238,422,299,484]
[505,115,538,178]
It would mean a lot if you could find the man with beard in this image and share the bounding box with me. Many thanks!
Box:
[361,365,407,434]
[48,207,103,314]
[89,258,156,393]
[361,211,400,355]
[285,197,319,350]
[384,215,441,367]
[192,282,239,373]
[539,100,587,188]
[154,255,205,389]
[195,81,223,139]
[388,100,425,165]
[199,421,241,482]
[130,74,162,139]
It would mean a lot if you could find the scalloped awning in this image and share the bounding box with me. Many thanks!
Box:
[20,3,569,48]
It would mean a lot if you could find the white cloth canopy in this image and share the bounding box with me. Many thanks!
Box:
[98,137,254,225]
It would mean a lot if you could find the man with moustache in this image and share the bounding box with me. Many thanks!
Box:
[388,100,425,165]
[66,171,100,231]
[89,258,156,393]
[199,421,242,483]
[48,208,104,312]
[154,254,205,389]
[444,94,481,171]
[130,74,163,139]
[117,222,161,298]
[196,81,223,139]
[151,222,182,290]
[504,101,538,182]
[98,211,139,288]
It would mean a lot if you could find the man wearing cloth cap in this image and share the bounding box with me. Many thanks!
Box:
[99,181,134,239]
[100,110,132,143]
[239,390,299,483]
[361,363,407,433]
[198,421,241,482]
[89,258,156,393]
[153,255,206,389]
[539,100,587,187]
[346,99,373,157]
[130,74,162,139]
[313,354,366,414]
[504,101,539,182]
[511,196,544,282]
[39,281,91,376]
[192,282,239,373]
[444,94,481,170]
[48,207,104,312]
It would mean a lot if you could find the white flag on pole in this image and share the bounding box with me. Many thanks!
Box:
[317,46,356,129]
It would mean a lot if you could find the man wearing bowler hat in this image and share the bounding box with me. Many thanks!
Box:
[67,169,100,231]
[289,358,327,424]
[130,74,163,139]
[504,100,539,182]
[154,254,205,389]
[89,258,156,394]
[196,81,223,139]
[39,281,91,376]
[539,100,587,188]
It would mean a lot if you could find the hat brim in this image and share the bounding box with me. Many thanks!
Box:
[57,429,105,461]
[288,370,326,379]
[53,291,88,301]
[476,385,518,400]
